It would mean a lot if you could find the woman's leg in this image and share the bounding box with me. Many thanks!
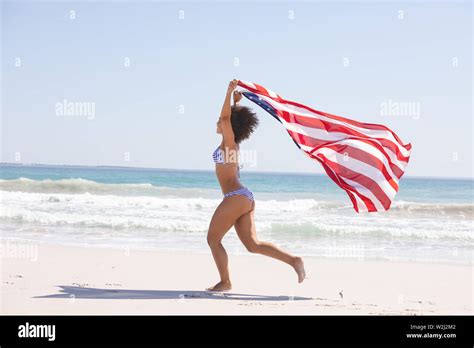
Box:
[234,209,306,283]
[206,195,252,291]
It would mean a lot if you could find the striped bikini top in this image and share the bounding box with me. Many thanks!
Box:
[212,146,225,164]
[213,146,243,176]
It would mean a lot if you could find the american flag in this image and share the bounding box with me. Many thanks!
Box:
[237,80,412,213]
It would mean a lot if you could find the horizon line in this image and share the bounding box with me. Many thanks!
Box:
[0,162,473,181]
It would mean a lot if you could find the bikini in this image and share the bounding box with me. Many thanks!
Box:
[213,146,254,202]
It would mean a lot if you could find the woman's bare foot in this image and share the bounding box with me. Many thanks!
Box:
[293,257,306,283]
[206,280,232,292]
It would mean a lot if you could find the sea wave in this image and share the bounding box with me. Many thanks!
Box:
[1,205,472,242]
[264,220,474,241]
[0,177,220,198]
[390,200,474,218]
[0,188,472,242]
[1,177,472,218]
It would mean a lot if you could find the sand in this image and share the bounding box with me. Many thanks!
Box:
[0,241,472,315]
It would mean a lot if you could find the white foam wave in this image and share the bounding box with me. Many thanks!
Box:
[390,200,473,218]
[0,177,220,198]
[0,189,472,242]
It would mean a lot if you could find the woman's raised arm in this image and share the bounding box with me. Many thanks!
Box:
[219,80,239,147]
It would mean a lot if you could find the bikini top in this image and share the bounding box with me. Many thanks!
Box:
[212,146,225,164]
[213,146,242,177]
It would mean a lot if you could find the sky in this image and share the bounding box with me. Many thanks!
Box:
[1,0,472,178]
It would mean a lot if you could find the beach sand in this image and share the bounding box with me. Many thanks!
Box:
[1,241,472,315]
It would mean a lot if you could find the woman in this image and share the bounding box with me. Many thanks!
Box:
[206,79,306,292]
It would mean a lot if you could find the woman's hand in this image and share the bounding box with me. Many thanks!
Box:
[227,79,238,95]
[233,90,243,104]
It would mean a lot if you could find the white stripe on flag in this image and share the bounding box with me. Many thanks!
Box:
[313,147,398,199]
[258,94,411,158]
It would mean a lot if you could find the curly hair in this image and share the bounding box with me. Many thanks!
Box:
[230,105,259,143]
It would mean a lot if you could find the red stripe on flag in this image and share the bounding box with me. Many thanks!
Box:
[237,81,411,212]
[276,106,410,163]
[320,142,399,192]
[314,153,392,211]
[313,155,376,212]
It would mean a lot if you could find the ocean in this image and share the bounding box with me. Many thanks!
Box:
[0,164,472,265]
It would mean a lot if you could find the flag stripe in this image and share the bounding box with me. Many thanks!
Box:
[318,141,399,192]
[279,112,407,177]
[280,109,410,162]
[238,80,411,152]
[315,154,379,211]
[256,92,411,161]
[243,89,411,175]
[238,81,412,212]
[313,147,396,204]
[282,99,412,152]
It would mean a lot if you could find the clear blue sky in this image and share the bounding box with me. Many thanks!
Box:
[1,1,472,178]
